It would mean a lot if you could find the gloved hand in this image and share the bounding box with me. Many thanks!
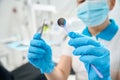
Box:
[27,33,55,73]
[68,32,111,80]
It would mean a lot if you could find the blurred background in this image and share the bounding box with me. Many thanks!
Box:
[0,0,120,80]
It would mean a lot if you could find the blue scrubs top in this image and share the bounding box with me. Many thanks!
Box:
[82,19,119,41]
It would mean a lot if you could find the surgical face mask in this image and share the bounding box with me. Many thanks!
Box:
[77,0,109,27]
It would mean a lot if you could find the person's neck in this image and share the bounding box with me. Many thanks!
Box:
[88,19,110,36]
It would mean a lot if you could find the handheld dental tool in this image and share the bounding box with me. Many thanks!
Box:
[37,22,45,37]
[57,17,103,79]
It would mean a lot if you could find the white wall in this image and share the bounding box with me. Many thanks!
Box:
[109,0,120,25]
[0,0,32,41]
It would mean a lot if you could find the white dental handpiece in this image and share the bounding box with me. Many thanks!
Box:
[57,18,103,79]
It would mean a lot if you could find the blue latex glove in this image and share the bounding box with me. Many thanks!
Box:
[27,33,55,73]
[68,32,111,80]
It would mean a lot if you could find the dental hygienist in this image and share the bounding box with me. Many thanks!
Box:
[27,0,120,80]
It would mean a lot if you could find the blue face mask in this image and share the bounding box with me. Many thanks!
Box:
[77,0,109,27]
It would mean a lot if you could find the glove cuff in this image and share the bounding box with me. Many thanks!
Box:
[103,76,112,80]
[40,62,55,74]
[90,76,112,80]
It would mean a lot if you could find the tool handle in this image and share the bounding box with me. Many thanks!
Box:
[91,64,103,79]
